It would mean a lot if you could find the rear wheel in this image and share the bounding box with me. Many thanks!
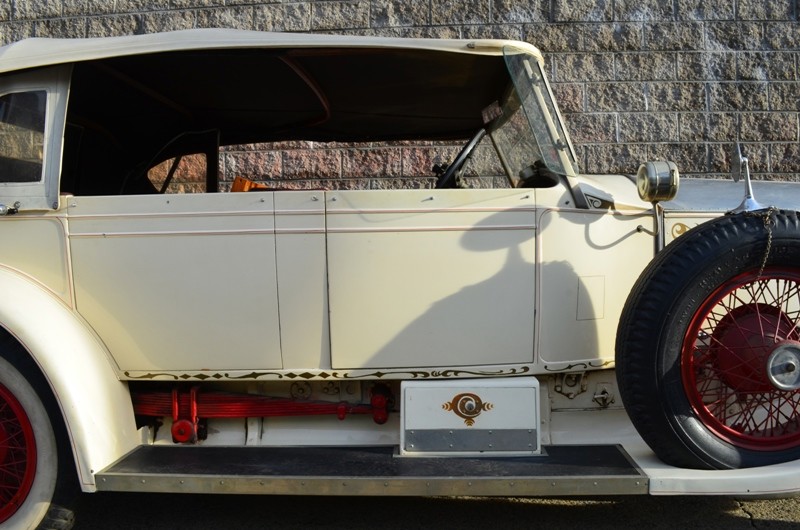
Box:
[0,353,75,529]
[617,210,800,469]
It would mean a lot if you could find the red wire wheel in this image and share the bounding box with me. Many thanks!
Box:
[682,269,800,451]
[0,382,37,523]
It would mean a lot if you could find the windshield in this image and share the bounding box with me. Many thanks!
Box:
[490,46,578,184]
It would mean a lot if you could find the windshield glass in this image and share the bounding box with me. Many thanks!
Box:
[485,88,540,187]
[495,46,578,179]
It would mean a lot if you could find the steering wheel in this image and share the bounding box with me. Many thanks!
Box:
[435,129,486,189]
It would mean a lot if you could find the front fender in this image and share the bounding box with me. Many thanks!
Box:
[0,266,139,491]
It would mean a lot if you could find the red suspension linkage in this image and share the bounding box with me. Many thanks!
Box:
[169,386,200,443]
[133,385,391,439]
[370,384,391,425]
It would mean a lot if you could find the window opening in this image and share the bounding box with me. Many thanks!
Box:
[0,90,46,183]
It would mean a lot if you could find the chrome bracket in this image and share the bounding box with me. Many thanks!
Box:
[554,372,588,399]
[0,201,21,216]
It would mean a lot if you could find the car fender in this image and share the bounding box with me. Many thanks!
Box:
[0,266,139,491]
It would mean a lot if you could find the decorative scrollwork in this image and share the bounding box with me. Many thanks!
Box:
[442,393,493,426]
[543,360,612,373]
[671,222,691,239]
[125,366,531,382]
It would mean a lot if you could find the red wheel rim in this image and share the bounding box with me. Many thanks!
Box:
[0,382,37,523]
[682,268,800,451]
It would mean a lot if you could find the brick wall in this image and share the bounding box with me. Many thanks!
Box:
[1,1,798,185]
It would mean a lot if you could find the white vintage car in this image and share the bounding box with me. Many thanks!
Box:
[1,29,800,529]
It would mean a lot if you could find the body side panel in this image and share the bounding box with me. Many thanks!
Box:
[536,207,653,370]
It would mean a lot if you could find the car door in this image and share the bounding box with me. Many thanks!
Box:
[68,192,283,373]
[326,188,537,369]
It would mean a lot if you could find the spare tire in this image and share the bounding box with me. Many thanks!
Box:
[616,209,800,469]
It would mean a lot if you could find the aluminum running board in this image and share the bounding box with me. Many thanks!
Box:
[96,445,648,496]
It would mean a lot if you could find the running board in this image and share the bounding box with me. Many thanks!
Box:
[96,445,648,496]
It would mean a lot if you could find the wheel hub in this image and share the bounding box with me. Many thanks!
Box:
[711,303,794,393]
[767,341,800,391]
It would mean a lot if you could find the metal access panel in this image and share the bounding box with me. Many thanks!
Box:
[401,377,540,456]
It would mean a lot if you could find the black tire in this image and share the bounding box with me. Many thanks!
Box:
[0,338,76,529]
[616,209,800,470]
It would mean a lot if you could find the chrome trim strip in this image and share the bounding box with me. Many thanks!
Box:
[96,473,648,496]
[327,225,535,234]
[67,210,275,220]
[69,229,278,238]
[70,225,532,238]
[326,206,536,215]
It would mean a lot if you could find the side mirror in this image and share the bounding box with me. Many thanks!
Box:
[636,161,679,203]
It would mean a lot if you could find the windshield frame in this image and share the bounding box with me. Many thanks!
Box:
[493,46,579,180]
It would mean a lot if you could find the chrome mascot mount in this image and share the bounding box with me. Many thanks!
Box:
[730,143,764,213]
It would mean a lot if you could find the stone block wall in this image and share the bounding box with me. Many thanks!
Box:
[1,1,797,185]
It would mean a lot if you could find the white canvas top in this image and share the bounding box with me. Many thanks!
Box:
[0,28,543,74]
